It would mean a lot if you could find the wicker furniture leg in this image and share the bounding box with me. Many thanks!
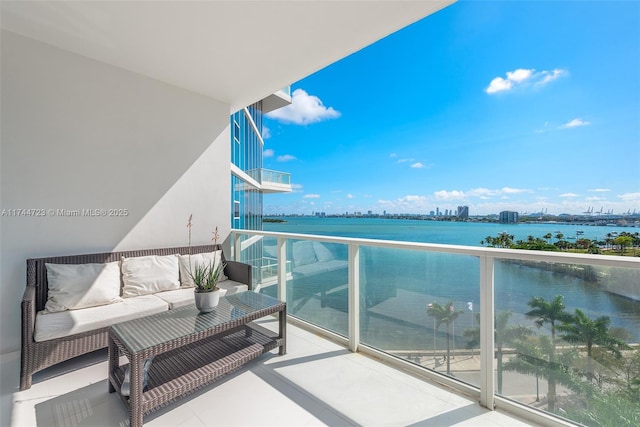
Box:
[107,339,118,394]
[129,355,144,427]
[279,306,287,355]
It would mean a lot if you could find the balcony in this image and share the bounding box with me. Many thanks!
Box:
[3,232,637,427]
[246,168,292,193]
[3,317,536,426]
[262,86,292,114]
[232,230,640,427]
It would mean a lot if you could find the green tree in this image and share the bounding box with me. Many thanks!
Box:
[427,301,464,375]
[613,235,633,255]
[526,295,573,412]
[558,309,629,384]
[495,311,533,394]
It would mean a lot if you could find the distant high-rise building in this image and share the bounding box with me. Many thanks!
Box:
[457,205,469,219]
[499,211,519,224]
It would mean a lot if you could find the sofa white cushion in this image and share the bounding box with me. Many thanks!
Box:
[34,295,169,342]
[292,241,317,266]
[178,251,226,288]
[154,287,226,309]
[313,241,335,262]
[218,279,249,296]
[121,254,180,297]
[44,262,122,313]
[154,279,248,309]
[293,259,348,277]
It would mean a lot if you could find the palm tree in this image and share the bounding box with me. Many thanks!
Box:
[495,311,533,394]
[558,309,629,384]
[427,301,463,375]
[504,335,580,406]
[526,295,572,412]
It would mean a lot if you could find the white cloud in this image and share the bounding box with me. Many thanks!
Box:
[376,195,429,212]
[486,68,566,94]
[277,154,296,162]
[401,195,426,202]
[347,193,354,199]
[434,190,466,200]
[303,194,320,199]
[538,69,565,85]
[262,126,271,139]
[588,188,610,192]
[501,187,528,194]
[560,193,579,198]
[465,187,529,198]
[561,118,590,128]
[619,192,640,202]
[291,183,304,193]
[396,158,414,164]
[411,162,424,168]
[467,188,494,197]
[390,153,398,158]
[263,148,274,158]
[265,89,340,125]
[485,77,513,94]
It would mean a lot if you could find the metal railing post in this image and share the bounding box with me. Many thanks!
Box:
[480,254,495,409]
[277,237,287,302]
[349,243,360,352]
[233,232,242,262]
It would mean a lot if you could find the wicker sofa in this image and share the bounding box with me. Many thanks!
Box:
[20,244,251,390]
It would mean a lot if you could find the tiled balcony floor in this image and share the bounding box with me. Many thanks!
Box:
[2,318,539,426]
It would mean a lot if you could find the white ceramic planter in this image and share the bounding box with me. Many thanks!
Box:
[194,289,221,313]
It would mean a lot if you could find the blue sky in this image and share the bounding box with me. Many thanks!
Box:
[262,1,640,216]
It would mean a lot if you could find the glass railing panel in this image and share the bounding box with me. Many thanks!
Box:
[261,169,291,185]
[495,261,640,425]
[277,86,291,97]
[358,246,480,385]
[244,168,291,186]
[245,169,261,183]
[284,239,349,336]
[232,232,263,290]
[258,236,278,285]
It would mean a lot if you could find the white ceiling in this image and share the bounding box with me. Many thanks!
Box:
[1,1,454,112]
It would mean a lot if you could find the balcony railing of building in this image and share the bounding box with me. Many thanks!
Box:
[231,229,640,427]
[276,86,291,97]
[246,168,292,193]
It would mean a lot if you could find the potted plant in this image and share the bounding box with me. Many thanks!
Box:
[187,215,226,313]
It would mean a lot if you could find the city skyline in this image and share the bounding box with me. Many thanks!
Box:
[262,1,639,216]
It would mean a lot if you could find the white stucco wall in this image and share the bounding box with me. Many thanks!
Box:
[0,31,232,354]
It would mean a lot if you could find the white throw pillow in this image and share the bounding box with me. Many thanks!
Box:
[44,261,122,313]
[293,241,317,266]
[121,254,180,297]
[178,250,226,288]
[313,241,335,262]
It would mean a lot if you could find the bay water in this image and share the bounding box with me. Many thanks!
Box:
[264,217,640,346]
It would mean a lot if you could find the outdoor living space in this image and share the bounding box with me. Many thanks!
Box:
[2,317,537,427]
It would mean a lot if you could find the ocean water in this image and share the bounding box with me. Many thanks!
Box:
[264,217,640,345]
[264,216,636,246]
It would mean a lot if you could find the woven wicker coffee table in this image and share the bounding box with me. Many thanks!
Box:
[107,292,286,427]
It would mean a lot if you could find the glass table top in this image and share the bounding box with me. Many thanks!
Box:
[111,292,283,353]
